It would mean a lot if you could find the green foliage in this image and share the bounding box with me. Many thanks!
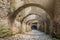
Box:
[0,25,12,37]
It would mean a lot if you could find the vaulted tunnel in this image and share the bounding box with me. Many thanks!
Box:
[8,3,55,38]
[0,0,60,39]
[8,3,53,24]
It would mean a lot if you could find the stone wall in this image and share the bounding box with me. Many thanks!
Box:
[25,0,54,12]
[0,0,11,37]
[54,0,60,38]
[0,0,10,19]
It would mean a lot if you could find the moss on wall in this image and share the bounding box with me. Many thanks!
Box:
[0,25,12,37]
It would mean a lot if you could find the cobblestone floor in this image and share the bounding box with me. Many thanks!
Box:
[0,30,60,40]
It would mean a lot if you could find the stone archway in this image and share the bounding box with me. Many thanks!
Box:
[22,13,51,33]
[8,3,53,24]
[21,14,43,33]
[8,3,53,34]
[22,13,43,23]
[26,19,41,31]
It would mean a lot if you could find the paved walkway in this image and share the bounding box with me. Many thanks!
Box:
[0,30,59,40]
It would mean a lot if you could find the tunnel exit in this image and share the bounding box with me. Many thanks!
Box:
[31,23,37,30]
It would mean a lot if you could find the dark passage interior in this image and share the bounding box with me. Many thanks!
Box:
[31,23,37,30]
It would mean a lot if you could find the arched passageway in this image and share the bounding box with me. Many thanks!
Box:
[22,13,43,23]
[21,12,51,34]
[0,0,60,40]
[8,3,53,37]
[8,3,53,24]
[21,14,43,32]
